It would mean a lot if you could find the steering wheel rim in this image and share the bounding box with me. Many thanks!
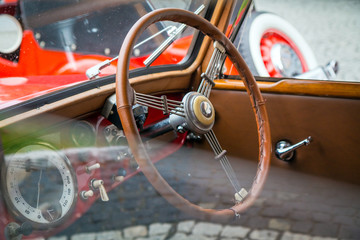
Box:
[116,8,271,222]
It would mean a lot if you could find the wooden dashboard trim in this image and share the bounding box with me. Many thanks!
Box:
[214,79,360,99]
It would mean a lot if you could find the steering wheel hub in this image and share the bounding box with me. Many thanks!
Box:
[169,92,215,134]
[181,92,215,134]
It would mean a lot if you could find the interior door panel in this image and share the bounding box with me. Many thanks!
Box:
[210,88,360,184]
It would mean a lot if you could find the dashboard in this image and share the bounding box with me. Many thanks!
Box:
[0,93,183,239]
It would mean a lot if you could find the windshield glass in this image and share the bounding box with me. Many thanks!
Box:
[0,0,210,107]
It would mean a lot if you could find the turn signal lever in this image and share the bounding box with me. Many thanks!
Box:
[275,136,312,161]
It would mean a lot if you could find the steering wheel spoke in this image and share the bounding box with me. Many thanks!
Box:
[197,41,226,97]
[204,130,243,196]
[135,92,185,117]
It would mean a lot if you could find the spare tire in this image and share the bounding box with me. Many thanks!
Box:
[238,11,318,78]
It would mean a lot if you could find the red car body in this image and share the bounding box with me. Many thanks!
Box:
[0,0,193,107]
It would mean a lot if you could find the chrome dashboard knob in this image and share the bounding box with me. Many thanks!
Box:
[80,190,94,200]
[86,163,100,174]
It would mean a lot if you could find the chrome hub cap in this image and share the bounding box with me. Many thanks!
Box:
[270,43,303,77]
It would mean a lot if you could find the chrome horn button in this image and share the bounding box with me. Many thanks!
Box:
[200,101,212,118]
[169,92,215,134]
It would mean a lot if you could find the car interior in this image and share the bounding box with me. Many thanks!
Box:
[0,0,359,239]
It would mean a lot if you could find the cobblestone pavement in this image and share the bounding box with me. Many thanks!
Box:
[255,0,360,82]
[49,144,360,240]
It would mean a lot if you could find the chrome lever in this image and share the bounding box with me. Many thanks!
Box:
[86,58,115,80]
[275,136,312,161]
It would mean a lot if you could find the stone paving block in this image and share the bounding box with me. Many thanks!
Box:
[96,230,123,240]
[168,233,215,240]
[187,235,216,240]
[244,206,262,217]
[261,206,290,218]
[71,233,96,240]
[276,192,300,201]
[177,220,195,233]
[221,238,243,240]
[123,225,147,239]
[264,197,283,207]
[304,203,333,213]
[156,210,182,223]
[168,233,187,240]
[253,197,266,207]
[312,212,332,222]
[91,207,110,223]
[338,224,360,239]
[268,218,291,231]
[175,211,193,222]
[291,221,313,234]
[149,223,172,236]
[232,214,250,226]
[333,215,355,225]
[283,201,305,211]
[192,222,223,237]
[136,210,160,226]
[290,210,311,221]
[249,229,279,240]
[137,235,166,240]
[300,194,326,204]
[355,216,360,227]
[247,216,269,229]
[220,225,251,238]
[311,223,339,238]
[48,236,67,240]
[280,231,311,240]
[332,206,357,216]
[311,237,337,240]
[260,189,275,199]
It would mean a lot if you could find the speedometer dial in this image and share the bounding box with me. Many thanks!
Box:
[1,143,77,229]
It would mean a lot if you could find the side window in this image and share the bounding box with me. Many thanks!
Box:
[228,0,359,82]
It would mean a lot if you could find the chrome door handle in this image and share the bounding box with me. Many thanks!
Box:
[275,136,312,161]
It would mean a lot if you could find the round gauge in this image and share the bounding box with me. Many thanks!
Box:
[69,121,96,147]
[1,143,77,229]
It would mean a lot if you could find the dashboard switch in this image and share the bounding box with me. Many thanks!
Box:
[114,176,125,182]
[86,163,100,173]
[113,168,126,182]
[91,179,109,202]
[80,190,94,200]
[98,184,109,202]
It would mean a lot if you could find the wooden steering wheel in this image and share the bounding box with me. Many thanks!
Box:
[116,8,271,222]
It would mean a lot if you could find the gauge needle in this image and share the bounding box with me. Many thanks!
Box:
[36,169,43,209]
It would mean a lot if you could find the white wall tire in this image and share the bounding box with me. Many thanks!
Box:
[239,11,318,77]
